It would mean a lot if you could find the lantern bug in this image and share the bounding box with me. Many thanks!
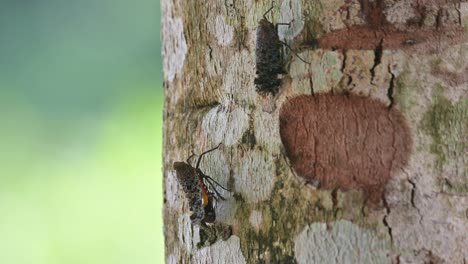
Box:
[173,144,230,225]
[255,2,310,95]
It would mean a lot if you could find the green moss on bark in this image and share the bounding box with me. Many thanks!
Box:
[421,85,468,193]
[393,71,419,112]
[233,155,387,263]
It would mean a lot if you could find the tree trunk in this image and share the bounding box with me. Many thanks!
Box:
[163,0,468,263]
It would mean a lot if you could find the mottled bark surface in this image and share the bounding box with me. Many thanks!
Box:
[163,0,468,263]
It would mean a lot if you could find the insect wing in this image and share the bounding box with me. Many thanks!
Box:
[173,162,205,224]
[255,18,283,94]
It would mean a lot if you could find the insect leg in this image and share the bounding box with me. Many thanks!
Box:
[186,150,196,164]
[263,1,275,20]
[205,180,226,200]
[276,20,294,27]
[278,40,310,65]
[203,177,231,201]
[203,175,231,192]
[197,171,228,200]
[195,143,222,169]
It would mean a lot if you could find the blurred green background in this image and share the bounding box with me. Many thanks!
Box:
[0,0,163,263]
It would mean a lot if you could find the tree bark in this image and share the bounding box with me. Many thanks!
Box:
[163,0,468,263]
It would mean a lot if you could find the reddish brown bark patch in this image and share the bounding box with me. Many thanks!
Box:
[317,0,466,52]
[432,66,468,86]
[317,26,467,51]
[358,0,388,28]
[279,94,412,205]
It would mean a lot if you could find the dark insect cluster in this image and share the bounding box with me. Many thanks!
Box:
[254,5,286,95]
[173,144,229,225]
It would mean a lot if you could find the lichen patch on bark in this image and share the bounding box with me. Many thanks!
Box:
[162,16,188,82]
[202,104,249,146]
[288,50,343,95]
[287,48,405,107]
[253,109,282,154]
[294,220,391,264]
[279,93,412,205]
[249,210,263,231]
[278,0,304,40]
[214,15,234,46]
[178,214,197,253]
[191,236,246,264]
[166,254,177,264]
[340,50,376,94]
[222,50,256,104]
[165,170,182,209]
[233,148,276,203]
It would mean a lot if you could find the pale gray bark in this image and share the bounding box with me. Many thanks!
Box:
[163,0,468,263]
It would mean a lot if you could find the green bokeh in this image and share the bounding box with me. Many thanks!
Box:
[0,0,164,263]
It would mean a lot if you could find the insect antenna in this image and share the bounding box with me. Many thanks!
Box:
[195,143,222,169]
[263,1,275,20]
